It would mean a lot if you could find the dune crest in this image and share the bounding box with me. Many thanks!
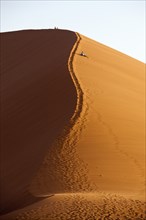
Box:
[29,33,96,196]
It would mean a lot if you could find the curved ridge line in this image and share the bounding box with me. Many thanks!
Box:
[29,33,90,198]
[68,32,83,124]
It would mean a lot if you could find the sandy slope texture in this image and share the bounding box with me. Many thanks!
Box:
[74,34,145,201]
[1,32,145,219]
[1,193,145,220]
[0,29,77,214]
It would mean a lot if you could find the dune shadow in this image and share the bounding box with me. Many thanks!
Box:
[0,29,77,215]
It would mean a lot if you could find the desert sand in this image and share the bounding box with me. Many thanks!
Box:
[0,30,145,219]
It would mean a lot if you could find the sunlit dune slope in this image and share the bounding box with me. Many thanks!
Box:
[0,30,77,214]
[74,34,145,200]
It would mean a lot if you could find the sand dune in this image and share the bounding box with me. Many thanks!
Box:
[1,30,145,219]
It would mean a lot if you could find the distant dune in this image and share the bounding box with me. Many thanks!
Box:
[0,30,145,219]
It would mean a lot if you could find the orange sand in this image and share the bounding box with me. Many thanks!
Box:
[0,30,145,219]
[74,34,145,200]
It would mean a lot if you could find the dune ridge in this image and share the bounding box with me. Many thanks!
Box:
[68,33,83,123]
[29,32,95,197]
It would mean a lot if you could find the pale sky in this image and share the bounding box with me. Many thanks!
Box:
[1,0,145,63]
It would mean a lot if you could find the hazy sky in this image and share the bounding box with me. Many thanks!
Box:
[1,0,145,62]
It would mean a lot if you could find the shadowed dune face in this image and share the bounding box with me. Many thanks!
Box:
[0,30,77,214]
